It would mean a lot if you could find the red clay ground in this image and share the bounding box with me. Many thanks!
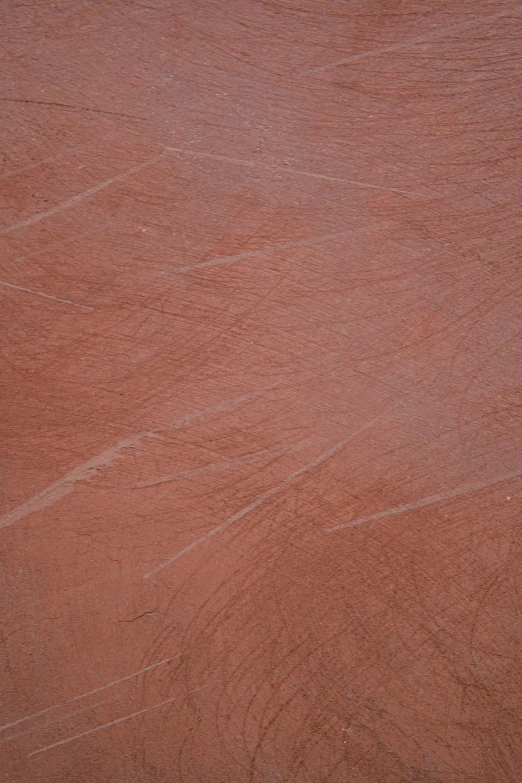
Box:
[1,2,521,782]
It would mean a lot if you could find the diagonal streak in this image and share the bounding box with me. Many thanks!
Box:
[144,416,382,579]
[304,6,522,74]
[0,280,93,310]
[0,390,264,529]
[27,696,178,758]
[165,147,425,197]
[0,153,167,235]
[161,226,381,275]
[0,653,183,734]
[326,467,522,533]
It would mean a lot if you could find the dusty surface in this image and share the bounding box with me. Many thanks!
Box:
[1,2,521,781]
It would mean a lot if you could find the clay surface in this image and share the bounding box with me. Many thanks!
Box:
[1,2,521,781]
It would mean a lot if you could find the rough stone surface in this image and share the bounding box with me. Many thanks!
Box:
[1,2,521,781]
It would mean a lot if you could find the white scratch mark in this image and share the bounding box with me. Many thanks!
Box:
[157,388,267,433]
[188,681,219,695]
[112,439,312,491]
[0,432,152,529]
[0,705,60,736]
[0,699,112,746]
[326,467,522,533]
[144,416,381,579]
[0,653,183,734]
[27,696,177,758]
[165,147,426,197]
[0,390,266,529]
[0,153,166,235]
[64,653,183,705]
[304,7,522,73]
[162,228,372,275]
[0,280,93,310]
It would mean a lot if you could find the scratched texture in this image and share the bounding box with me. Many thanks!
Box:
[1,1,521,781]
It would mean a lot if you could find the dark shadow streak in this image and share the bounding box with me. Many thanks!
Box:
[0,98,147,121]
